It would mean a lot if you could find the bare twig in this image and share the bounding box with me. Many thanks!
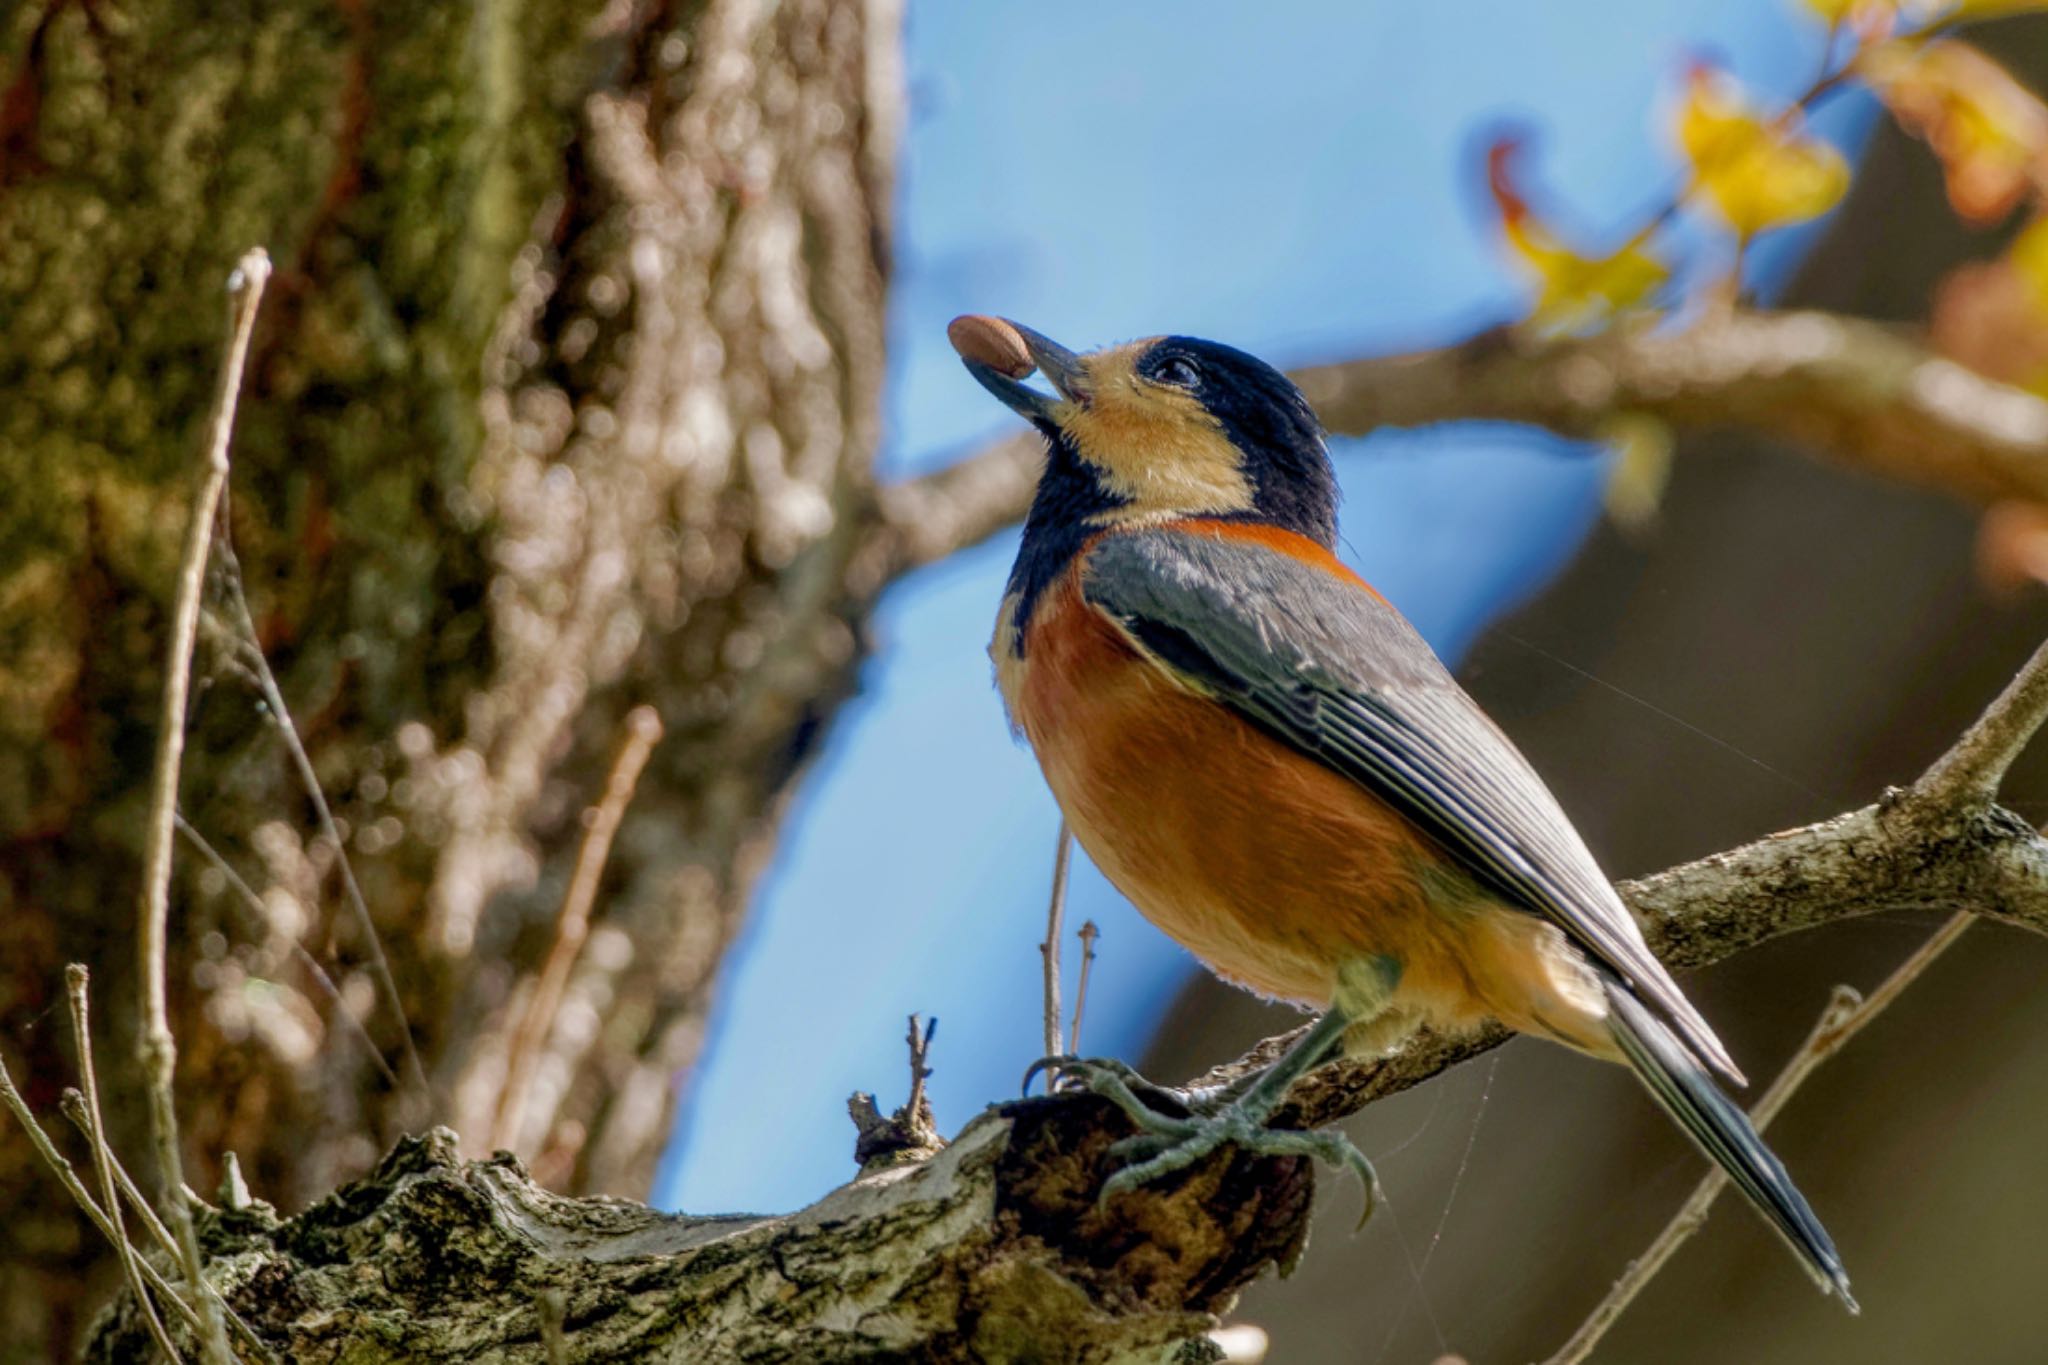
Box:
[59,1091,178,1262]
[906,1014,937,1125]
[173,814,399,1088]
[1542,911,1972,1364]
[490,705,664,1154]
[1069,921,1100,1058]
[0,1054,215,1349]
[136,245,270,1365]
[869,309,2048,581]
[1913,633,2048,806]
[847,1016,945,1171]
[213,543,427,1100]
[68,967,183,1363]
[1038,823,1073,1084]
[57,1094,279,1365]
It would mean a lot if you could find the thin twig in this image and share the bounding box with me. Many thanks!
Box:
[58,1093,279,1365]
[1069,921,1100,1058]
[1541,911,1972,1365]
[0,1054,211,1341]
[1913,633,2048,806]
[135,245,269,1365]
[60,1091,179,1262]
[906,1014,937,1125]
[490,705,663,1154]
[173,814,399,1089]
[68,967,183,1363]
[213,543,427,1100]
[1039,822,1072,1085]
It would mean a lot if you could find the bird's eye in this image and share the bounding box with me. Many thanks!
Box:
[1154,356,1200,389]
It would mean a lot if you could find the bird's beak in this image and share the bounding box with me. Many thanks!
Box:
[964,322,1090,423]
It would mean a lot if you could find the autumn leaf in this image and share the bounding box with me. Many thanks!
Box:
[1976,500,2048,595]
[1598,412,1676,535]
[1485,134,1669,333]
[2015,213,2048,308]
[1860,39,2048,226]
[1800,0,1901,34]
[1930,218,2048,392]
[1945,0,2048,17]
[1675,62,1851,237]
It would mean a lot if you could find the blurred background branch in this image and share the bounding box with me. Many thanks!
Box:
[873,308,2048,579]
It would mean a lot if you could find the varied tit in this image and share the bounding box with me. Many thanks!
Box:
[953,314,1852,1309]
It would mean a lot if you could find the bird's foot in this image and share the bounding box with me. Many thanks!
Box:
[1021,1053,1193,1111]
[1034,1055,1380,1226]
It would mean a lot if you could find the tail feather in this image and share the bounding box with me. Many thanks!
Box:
[1604,979,1857,1312]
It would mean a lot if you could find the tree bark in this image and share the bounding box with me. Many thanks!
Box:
[83,1119,1309,1364]
[74,646,2048,1360]
[0,0,899,1353]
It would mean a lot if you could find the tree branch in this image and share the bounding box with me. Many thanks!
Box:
[67,966,183,1364]
[869,309,2048,580]
[1543,906,1974,1365]
[1529,630,2048,1356]
[1913,632,2048,806]
[135,246,269,1365]
[490,705,664,1156]
[90,633,2048,1360]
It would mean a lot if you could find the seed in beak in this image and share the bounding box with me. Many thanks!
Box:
[947,314,1035,379]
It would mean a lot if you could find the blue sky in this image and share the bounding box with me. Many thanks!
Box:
[656,0,1866,1215]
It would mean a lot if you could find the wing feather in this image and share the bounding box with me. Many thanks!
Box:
[1084,527,1743,1083]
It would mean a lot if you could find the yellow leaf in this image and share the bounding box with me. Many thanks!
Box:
[2015,215,2048,312]
[1801,0,1901,28]
[1486,136,1670,333]
[1860,39,2048,225]
[1599,413,1675,535]
[1932,217,2048,394]
[1947,0,2048,16]
[1676,63,1852,237]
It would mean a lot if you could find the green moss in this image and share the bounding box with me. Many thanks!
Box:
[0,0,588,835]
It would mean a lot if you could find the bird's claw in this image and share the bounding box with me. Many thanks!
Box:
[1021,1054,1190,1112]
[1041,1056,1380,1227]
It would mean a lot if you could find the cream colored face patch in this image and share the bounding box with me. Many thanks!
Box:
[1053,341,1254,524]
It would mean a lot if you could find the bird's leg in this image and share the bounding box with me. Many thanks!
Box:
[1053,957,1400,1223]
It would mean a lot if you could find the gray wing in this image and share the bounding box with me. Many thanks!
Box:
[1082,527,1741,1083]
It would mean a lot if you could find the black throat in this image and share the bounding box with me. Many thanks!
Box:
[1001,428,1125,655]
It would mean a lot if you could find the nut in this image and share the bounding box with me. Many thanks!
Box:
[947,314,1034,378]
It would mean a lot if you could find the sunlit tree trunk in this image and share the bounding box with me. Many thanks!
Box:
[0,0,899,1352]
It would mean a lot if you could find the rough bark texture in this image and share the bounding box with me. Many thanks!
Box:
[83,1118,1309,1364]
[79,720,2048,1360]
[0,0,899,1355]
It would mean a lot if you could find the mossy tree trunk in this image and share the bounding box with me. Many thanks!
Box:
[0,0,900,1354]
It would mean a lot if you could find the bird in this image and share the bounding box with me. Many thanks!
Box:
[953,315,1854,1309]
